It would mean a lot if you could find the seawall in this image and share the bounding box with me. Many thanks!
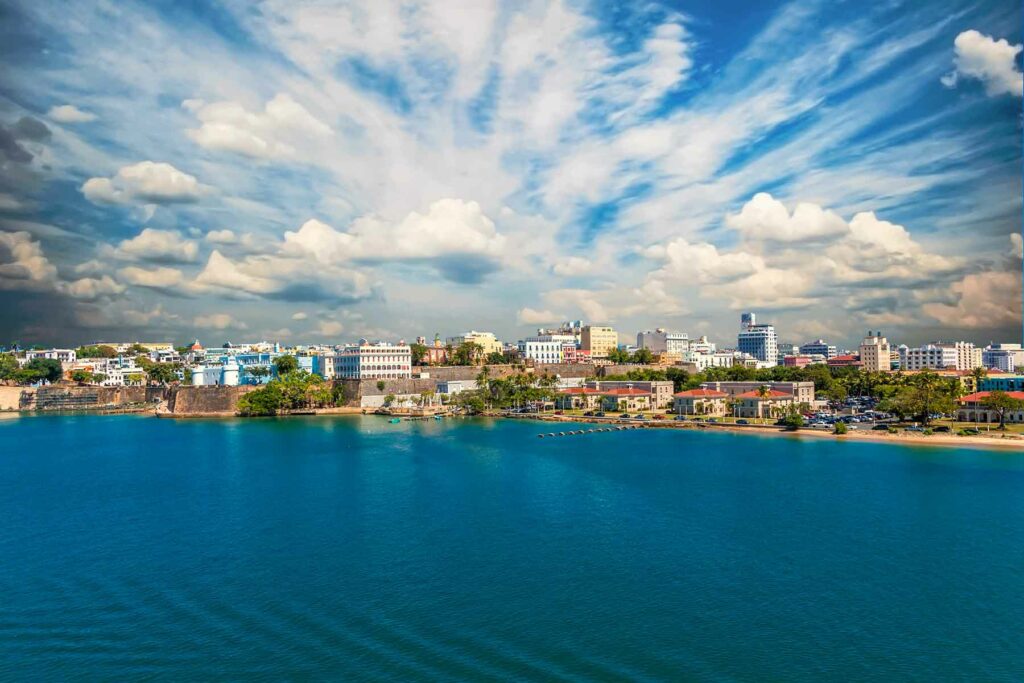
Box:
[0,384,166,412]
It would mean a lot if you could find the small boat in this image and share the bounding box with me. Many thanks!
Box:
[434,415,443,420]
[388,418,400,424]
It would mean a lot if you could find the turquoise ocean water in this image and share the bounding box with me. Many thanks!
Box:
[1,414,1022,680]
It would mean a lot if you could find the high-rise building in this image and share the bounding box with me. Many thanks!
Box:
[858,331,892,372]
[581,326,618,359]
[737,312,778,365]
[983,343,1023,372]
[899,341,982,371]
[799,339,837,359]
[636,328,689,354]
[336,341,412,379]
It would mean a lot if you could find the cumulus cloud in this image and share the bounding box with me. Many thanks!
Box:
[283,198,505,282]
[62,275,125,300]
[942,30,1023,97]
[552,256,593,277]
[82,161,209,205]
[726,192,848,243]
[517,307,564,325]
[118,265,186,290]
[923,270,1022,328]
[1011,232,1023,259]
[194,313,248,330]
[0,231,57,290]
[204,228,259,252]
[291,311,308,320]
[185,93,331,159]
[47,104,97,123]
[315,320,344,337]
[109,228,199,263]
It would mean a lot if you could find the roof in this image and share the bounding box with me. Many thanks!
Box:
[558,387,602,395]
[736,389,793,399]
[601,388,651,396]
[959,391,1024,403]
[673,388,728,398]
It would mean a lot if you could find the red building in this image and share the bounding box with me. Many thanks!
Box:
[783,355,812,368]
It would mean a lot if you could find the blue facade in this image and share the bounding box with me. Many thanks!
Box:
[979,376,1024,392]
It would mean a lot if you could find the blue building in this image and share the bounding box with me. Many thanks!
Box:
[980,375,1024,392]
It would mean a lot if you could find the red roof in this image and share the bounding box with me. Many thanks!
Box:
[736,389,792,399]
[674,388,728,398]
[959,391,1024,403]
[558,387,602,395]
[602,388,651,396]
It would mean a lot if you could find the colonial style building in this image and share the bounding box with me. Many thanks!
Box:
[600,387,651,412]
[733,389,795,419]
[672,388,729,416]
[956,391,1024,424]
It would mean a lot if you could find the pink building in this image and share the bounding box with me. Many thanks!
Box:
[783,355,812,368]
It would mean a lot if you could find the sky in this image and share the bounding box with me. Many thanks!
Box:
[0,0,1021,349]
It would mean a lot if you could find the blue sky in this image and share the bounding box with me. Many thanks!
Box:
[0,0,1020,348]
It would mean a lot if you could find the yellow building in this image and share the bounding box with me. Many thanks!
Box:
[581,326,618,359]
[446,331,503,356]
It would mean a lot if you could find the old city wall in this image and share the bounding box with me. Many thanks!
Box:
[167,385,258,415]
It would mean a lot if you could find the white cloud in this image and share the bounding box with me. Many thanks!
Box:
[118,265,186,289]
[943,30,1023,97]
[62,275,126,300]
[291,311,308,320]
[315,320,344,337]
[109,228,199,263]
[1011,232,1022,259]
[47,104,97,123]
[923,270,1022,328]
[185,93,331,159]
[726,192,849,243]
[0,192,28,212]
[0,231,58,290]
[194,313,248,330]
[517,307,564,325]
[82,161,209,205]
[551,256,593,277]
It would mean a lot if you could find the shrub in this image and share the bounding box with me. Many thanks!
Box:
[833,422,848,435]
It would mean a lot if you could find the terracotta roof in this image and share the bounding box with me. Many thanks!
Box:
[601,388,651,396]
[736,389,792,399]
[558,387,602,394]
[959,391,1024,403]
[673,388,728,398]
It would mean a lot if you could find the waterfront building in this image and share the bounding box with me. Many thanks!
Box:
[446,331,503,356]
[899,342,981,371]
[672,388,728,416]
[586,380,675,408]
[799,339,837,359]
[555,387,603,411]
[733,389,794,420]
[600,387,652,412]
[982,343,1023,372]
[737,313,778,366]
[581,326,618,359]
[636,329,689,355]
[437,380,478,395]
[313,353,336,379]
[858,331,892,372]
[699,380,815,406]
[956,391,1024,424]
[335,341,412,380]
[827,354,863,369]
[519,335,575,364]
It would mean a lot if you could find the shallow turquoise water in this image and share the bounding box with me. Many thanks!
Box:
[0,414,1022,680]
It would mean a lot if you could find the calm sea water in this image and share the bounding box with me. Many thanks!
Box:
[1,414,1022,680]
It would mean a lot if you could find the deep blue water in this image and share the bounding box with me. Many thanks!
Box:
[1,414,1022,681]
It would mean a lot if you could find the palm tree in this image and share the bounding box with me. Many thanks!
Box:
[756,385,770,423]
[969,366,988,394]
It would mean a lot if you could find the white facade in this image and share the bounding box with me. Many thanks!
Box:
[636,329,689,355]
[899,341,982,371]
[27,348,76,365]
[518,334,575,364]
[737,313,778,366]
[683,350,736,370]
[336,342,412,380]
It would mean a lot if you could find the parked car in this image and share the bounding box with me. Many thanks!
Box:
[673,415,687,421]
[933,425,951,433]
[619,413,630,418]
[554,410,564,415]
[736,419,749,425]
[583,411,594,417]
[595,411,606,417]
[871,424,889,431]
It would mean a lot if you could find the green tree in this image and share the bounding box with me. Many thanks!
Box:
[376,380,387,392]
[383,393,396,407]
[76,344,117,359]
[452,341,482,366]
[485,351,507,365]
[70,369,95,384]
[606,347,631,364]
[273,354,299,375]
[25,358,63,383]
[631,348,655,365]
[247,366,271,382]
[981,391,1024,430]
[779,404,804,430]
[127,343,150,355]
[410,342,428,365]
[145,363,180,385]
[0,353,18,380]
[969,366,988,393]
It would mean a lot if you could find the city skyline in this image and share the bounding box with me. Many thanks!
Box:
[0,0,1021,347]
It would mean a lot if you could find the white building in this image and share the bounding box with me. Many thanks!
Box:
[737,313,778,366]
[982,343,1023,372]
[446,331,503,356]
[858,331,892,372]
[636,329,689,355]
[518,334,575,364]
[336,341,412,380]
[26,348,76,365]
[899,341,982,371]
[799,339,837,359]
[683,350,737,370]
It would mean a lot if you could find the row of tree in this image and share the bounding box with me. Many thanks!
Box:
[236,356,347,416]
